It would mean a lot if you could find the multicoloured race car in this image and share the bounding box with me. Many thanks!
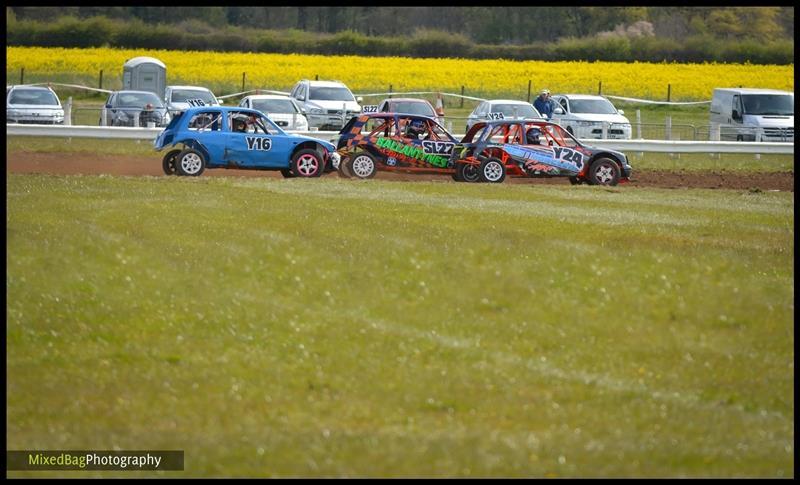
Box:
[452,119,633,185]
[154,106,339,177]
[335,113,465,179]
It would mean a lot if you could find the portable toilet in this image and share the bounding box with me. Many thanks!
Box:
[122,56,166,98]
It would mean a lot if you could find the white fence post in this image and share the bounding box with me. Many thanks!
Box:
[133,112,140,127]
[601,121,609,139]
[64,97,72,126]
[101,107,107,126]
[636,109,641,139]
[665,116,672,141]
[710,124,720,141]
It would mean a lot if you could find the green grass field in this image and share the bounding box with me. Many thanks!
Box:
[6,174,794,477]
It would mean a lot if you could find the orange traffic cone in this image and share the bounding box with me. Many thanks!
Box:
[435,93,445,119]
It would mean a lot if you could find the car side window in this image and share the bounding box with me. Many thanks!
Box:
[559,98,568,111]
[229,111,272,135]
[427,123,451,141]
[187,111,222,131]
[364,117,390,136]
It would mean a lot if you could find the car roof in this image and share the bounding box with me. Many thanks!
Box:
[486,99,533,105]
[8,85,56,92]
[556,94,610,100]
[244,94,294,101]
[113,90,161,96]
[476,118,556,126]
[303,80,348,87]
[168,85,214,91]
[382,98,432,104]
[361,112,436,120]
[182,106,259,114]
[713,88,793,95]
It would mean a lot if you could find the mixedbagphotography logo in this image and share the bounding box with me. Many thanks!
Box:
[7,450,184,471]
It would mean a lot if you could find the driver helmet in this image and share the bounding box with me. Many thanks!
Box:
[526,127,541,145]
[408,119,426,136]
[232,116,248,132]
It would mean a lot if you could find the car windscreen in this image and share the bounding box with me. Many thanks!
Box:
[117,93,164,108]
[742,94,794,116]
[309,87,355,102]
[490,104,538,118]
[568,99,617,114]
[9,89,60,106]
[391,102,435,116]
[171,90,217,104]
[252,99,299,113]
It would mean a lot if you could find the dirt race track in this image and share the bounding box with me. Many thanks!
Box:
[6,151,795,191]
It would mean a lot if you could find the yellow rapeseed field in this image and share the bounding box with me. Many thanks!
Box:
[6,46,794,101]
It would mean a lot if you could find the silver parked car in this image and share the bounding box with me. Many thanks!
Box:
[238,94,309,130]
[289,79,362,131]
[466,99,542,131]
[550,94,632,139]
[6,85,65,124]
[164,85,221,116]
[100,90,170,127]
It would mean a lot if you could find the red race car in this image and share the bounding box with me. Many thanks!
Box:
[453,119,633,185]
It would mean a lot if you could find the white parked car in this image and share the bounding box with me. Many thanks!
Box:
[164,85,221,116]
[289,80,361,131]
[466,99,542,131]
[6,85,65,124]
[238,94,309,130]
[551,94,632,140]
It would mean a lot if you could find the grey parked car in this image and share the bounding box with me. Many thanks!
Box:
[6,85,65,124]
[101,90,170,127]
[164,85,221,116]
[289,79,362,130]
[238,94,309,130]
[466,99,542,131]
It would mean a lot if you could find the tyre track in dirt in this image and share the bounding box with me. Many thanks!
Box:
[6,151,794,191]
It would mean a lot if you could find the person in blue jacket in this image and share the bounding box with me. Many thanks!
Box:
[534,89,555,119]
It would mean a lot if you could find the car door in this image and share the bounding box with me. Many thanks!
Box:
[224,111,292,168]
[184,109,226,165]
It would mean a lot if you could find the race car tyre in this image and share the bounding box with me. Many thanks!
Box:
[175,149,206,176]
[291,149,324,178]
[458,163,481,183]
[587,158,621,186]
[338,158,354,178]
[280,168,296,178]
[350,152,377,179]
[478,157,506,183]
[162,149,181,175]
[568,176,583,185]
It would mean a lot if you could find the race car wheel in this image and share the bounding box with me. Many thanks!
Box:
[478,158,506,183]
[280,168,296,178]
[587,158,621,186]
[291,149,324,178]
[162,149,181,176]
[456,162,480,183]
[350,152,377,179]
[175,149,206,176]
[338,156,354,178]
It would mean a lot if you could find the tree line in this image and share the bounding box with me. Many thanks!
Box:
[6,7,794,64]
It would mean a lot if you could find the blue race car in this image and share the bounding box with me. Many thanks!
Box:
[154,106,340,177]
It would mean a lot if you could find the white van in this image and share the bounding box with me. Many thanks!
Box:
[709,88,793,142]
